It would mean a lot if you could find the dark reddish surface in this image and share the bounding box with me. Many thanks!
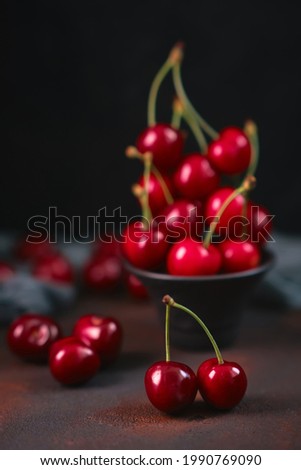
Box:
[0,296,301,449]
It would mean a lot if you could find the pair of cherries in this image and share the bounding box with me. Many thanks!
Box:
[145,296,247,413]
[7,312,122,386]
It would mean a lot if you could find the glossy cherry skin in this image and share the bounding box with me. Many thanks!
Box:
[124,273,148,299]
[0,261,15,281]
[121,221,168,270]
[247,203,273,245]
[73,314,122,365]
[33,254,74,284]
[138,172,173,216]
[219,240,261,273]
[173,153,220,200]
[145,361,198,413]
[197,358,247,410]
[205,187,246,237]
[7,313,61,362]
[15,235,55,261]
[207,127,251,175]
[167,238,222,276]
[136,123,184,172]
[161,199,203,242]
[84,254,122,291]
[49,336,101,385]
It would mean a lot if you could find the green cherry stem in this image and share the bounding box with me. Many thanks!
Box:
[148,43,184,127]
[172,62,219,140]
[163,295,223,365]
[245,120,259,177]
[183,107,208,153]
[126,146,174,205]
[203,175,256,249]
[165,302,171,362]
[171,95,183,129]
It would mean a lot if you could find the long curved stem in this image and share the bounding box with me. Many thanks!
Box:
[151,164,174,205]
[182,109,208,153]
[163,296,223,365]
[165,303,171,362]
[148,43,184,127]
[172,63,219,140]
[245,120,259,177]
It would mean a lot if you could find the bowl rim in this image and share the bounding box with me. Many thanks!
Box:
[123,248,275,282]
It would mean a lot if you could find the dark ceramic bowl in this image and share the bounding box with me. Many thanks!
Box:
[124,250,275,350]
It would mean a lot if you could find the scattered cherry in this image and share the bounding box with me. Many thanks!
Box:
[197,358,247,410]
[173,153,220,200]
[136,123,184,172]
[207,126,251,175]
[167,238,222,276]
[0,261,15,281]
[84,254,122,291]
[49,336,100,385]
[15,235,55,261]
[33,253,74,284]
[73,314,122,366]
[7,313,61,362]
[145,361,197,413]
[124,272,148,299]
[247,202,273,245]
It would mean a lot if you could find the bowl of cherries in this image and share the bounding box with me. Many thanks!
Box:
[122,43,274,349]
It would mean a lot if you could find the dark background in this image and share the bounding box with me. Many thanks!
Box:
[2,0,301,234]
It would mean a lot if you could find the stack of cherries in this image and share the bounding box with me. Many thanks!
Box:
[122,43,272,276]
[7,312,122,386]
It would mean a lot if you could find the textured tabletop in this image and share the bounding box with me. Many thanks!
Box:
[0,295,300,450]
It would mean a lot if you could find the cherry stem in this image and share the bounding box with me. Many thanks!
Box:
[151,165,174,205]
[182,107,208,153]
[245,120,259,177]
[171,96,183,129]
[125,146,174,206]
[142,153,153,223]
[165,303,171,362]
[172,62,219,140]
[148,43,184,127]
[203,176,256,249]
[163,295,224,365]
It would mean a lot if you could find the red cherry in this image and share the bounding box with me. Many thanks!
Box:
[197,358,247,409]
[205,187,246,237]
[167,238,222,276]
[173,153,220,200]
[49,336,100,385]
[219,239,261,273]
[15,235,55,261]
[145,361,197,413]
[93,237,121,258]
[138,172,173,216]
[124,273,148,299]
[7,313,61,362]
[207,127,251,175]
[161,199,203,241]
[33,254,74,284]
[73,314,122,365]
[0,261,15,281]
[121,221,168,270]
[136,123,184,172]
[247,203,273,245]
[84,254,122,291]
